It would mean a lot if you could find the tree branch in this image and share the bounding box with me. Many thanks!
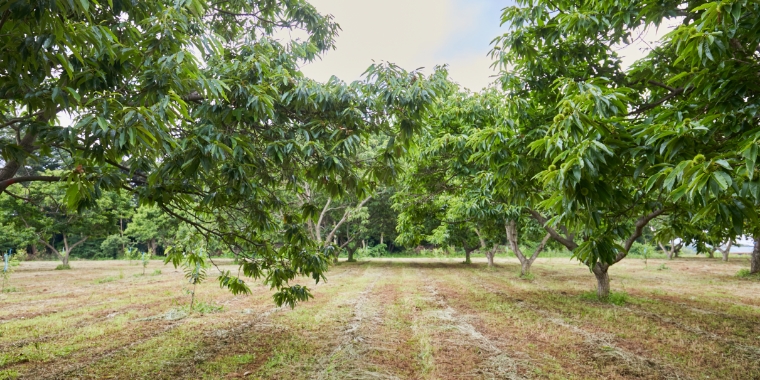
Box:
[68,236,89,252]
[527,209,578,251]
[0,176,61,192]
[621,208,667,260]
[324,196,372,245]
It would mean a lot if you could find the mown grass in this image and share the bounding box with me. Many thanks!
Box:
[0,257,757,379]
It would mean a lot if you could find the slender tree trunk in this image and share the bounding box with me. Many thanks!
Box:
[148,238,156,255]
[707,249,715,259]
[592,264,610,299]
[380,232,384,246]
[120,218,125,255]
[751,237,760,275]
[474,228,486,250]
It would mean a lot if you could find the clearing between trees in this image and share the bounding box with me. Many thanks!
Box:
[1,257,758,379]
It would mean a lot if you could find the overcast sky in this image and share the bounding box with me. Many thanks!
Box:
[297,0,511,91]
[294,1,683,91]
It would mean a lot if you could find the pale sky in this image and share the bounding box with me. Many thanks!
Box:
[297,0,512,91]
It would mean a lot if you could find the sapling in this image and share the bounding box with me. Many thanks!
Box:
[2,249,22,292]
[141,251,152,276]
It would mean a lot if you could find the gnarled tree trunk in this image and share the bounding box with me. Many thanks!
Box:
[593,263,610,299]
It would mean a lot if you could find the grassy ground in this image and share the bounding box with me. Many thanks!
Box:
[0,256,758,379]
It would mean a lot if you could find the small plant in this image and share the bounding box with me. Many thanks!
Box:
[55,263,71,270]
[152,269,162,276]
[141,251,152,275]
[736,269,760,279]
[580,290,629,305]
[188,300,224,314]
[165,245,210,310]
[94,276,119,284]
[519,272,535,281]
[2,249,22,292]
[656,263,670,271]
[124,247,138,264]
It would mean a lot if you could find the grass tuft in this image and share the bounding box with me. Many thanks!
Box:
[579,290,629,305]
[519,272,535,280]
[55,264,71,270]
[656,263,670,271]
[736,268,760,280]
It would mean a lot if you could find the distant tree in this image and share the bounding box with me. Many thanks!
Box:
[3,177,118,267]
[124,205,177,256]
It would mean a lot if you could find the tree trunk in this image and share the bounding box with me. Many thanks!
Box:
[463,247,474,264]
[593,264,610,299]
[380,232,384,246]
[520,260,532,276]
[474,228,486,250]
[707,250,715,259]
[751,237,760,275]
[721,241,732,262]
[485,247,496,267]
[347,247,356,262]
[148,238,156,255]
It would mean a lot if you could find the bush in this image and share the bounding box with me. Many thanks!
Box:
[100,235,128,259]
[629,242,656,256]
[736,269,760,279]
[356,243,387,258]
[55,264,71,270]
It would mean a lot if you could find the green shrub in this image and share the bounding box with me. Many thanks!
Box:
[55,264,71,270]
[152,269,162,276]
[656,264,669,271]
[736,269,760,279]
[580,290,629,305]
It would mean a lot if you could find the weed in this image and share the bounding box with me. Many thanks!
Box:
[519,272,536,280]
[2,287,19,293]
[188,300,224,314]
[657,263,670,271]
[736,269,760,279]
[94,276,119,284]
[152,269,162,276]
[580,290,629,305]
[55,264,71,270]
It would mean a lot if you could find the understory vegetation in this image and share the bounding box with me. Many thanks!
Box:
[2,0,760,377]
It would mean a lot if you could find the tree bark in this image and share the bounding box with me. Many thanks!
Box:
[474,228,486,250]
[347,247,356,262]
[593,263,610,299]
[485,246,496,267]
[752,237,760,275]
[719,241,732,262]
[380,232,384,246]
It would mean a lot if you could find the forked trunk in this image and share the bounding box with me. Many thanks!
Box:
[751,238,760,275]
[485,247,496,267]
[593,264,610,299]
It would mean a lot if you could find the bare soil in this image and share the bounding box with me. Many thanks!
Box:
[0,256,758,379]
